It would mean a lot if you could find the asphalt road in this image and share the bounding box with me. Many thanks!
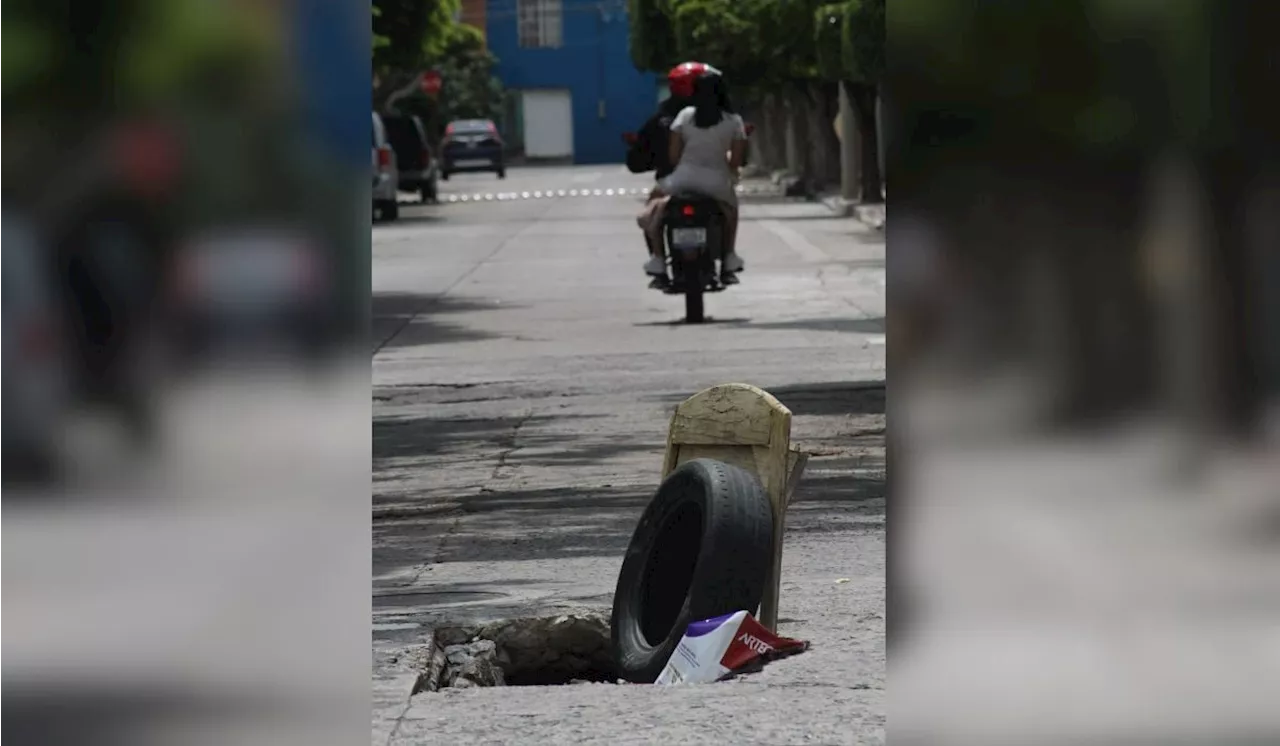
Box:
[373,164,886,745]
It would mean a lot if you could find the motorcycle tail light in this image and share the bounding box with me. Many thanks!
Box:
[682,205,695,217]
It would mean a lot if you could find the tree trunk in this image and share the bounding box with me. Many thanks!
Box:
[804,83,842,189]
[838,82,859,201]
[751,95,782,172]
[763,94,787,172]
[846,81,883,203]
[373,70,417,112]
[1201,152,1266,439]
[784,89,808,179]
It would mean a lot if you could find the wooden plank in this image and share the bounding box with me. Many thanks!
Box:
[661,383,803,632]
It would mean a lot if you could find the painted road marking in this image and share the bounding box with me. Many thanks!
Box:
[408,183,791,205]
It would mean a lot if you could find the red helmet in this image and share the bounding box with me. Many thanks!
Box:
[667,61,722,98]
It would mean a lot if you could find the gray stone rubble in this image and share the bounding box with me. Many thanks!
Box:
[418,613,615,691]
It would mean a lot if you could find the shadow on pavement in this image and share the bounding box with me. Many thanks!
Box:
[507,435,663,468]
[374,458,885,567]
[646,381,884,417]
[374,412,607,466]
[373,383,884,571]
[742,316,885,335]
[764,380,885,417]
[633,316,884,335]
[632,317,754,327]
[374,482,654,565]
[372,293,522,352]
[378,211,444,226]
[3,685,289,746]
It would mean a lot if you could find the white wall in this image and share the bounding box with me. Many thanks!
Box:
[521,89,574,159]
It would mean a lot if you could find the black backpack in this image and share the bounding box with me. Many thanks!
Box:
[625,143,655,174]
[624,113,676,174]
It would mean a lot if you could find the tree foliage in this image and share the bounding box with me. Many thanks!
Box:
[396,25,505,140]
[844,0,884,84]
[668,0,762,82]
[628,0,677,73]
[629,0,882,89]
[372,0,458,78]
[814,3,848,83]
[4,0,277,114]
[372,0,504,140]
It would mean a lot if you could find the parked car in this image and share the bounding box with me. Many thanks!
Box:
[2,213,71,480]
[166,226,334,368]
[382,113,439,203]
[372,112,399,221]
[440,119,505,180]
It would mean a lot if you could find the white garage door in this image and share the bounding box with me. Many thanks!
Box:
[521,89,573,159]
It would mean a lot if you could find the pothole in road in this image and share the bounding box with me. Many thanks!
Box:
[412,613,620,691]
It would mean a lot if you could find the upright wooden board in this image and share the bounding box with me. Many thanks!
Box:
[663,383,808,631]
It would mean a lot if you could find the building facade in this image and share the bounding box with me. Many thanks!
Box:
[459,0,487,42]
[485,0,660,164]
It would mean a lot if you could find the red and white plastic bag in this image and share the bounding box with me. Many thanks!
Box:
[655,610,809,684]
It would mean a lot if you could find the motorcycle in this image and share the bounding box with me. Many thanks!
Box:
[658,194,732,324]
[623,123,754,324]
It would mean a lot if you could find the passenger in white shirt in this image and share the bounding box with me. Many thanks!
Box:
[643,74,747,281]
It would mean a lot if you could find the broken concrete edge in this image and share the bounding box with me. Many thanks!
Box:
[412,612,617,692]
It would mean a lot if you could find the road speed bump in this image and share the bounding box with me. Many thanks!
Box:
[662,383,809,631]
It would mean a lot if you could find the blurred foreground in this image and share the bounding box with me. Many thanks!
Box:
[3,2,370,744]
[890,2,1280,744]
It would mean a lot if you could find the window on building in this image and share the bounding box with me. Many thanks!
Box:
[518,0,563,49]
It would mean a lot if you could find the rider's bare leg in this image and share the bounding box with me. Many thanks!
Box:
[721,202,743,275]
[642,189,669,278]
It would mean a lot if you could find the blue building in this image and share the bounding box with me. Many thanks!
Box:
[485,0,661,165]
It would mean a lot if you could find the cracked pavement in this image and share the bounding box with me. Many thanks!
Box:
[372,165,885,744]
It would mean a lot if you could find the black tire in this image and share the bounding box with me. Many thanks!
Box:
[421,180,437,203]
[611,458,774,683]
[684,284,705,323]
[374,200,398,222]
[440,170,450,181]
[496,167,506,179]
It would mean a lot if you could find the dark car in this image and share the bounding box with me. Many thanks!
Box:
[381,113,439,203]
[166,226,334,368]
[440,119,505,180]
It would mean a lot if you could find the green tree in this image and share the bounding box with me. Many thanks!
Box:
[628,0,678,73]
[814,3,849,83]
[372,0,458,80]
[395,25,505,142]
[837,0,884,200]
[372,0,505,142]
[654,0,824,93]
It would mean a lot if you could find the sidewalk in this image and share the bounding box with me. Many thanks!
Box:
[738,171,886,230]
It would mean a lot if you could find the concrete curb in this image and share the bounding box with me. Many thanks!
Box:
[821,195,885,230]
[821,196,855,218]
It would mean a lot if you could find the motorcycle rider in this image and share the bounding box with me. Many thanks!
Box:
[645,70,746,283]
[629,62,735,284]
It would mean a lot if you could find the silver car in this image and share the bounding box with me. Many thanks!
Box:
[2,213,70,478]
[372,112,400,222]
